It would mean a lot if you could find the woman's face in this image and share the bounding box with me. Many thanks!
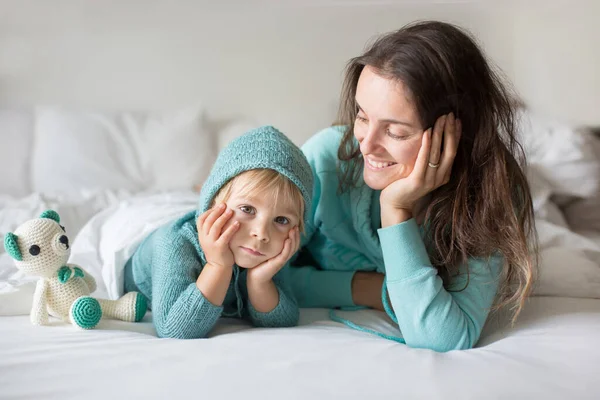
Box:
[354,66,425,190]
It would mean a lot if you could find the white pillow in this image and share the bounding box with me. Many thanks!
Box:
[0,108,33,196]
[517,108,600,200]
[564,196,600,232]
[139,106,217,190]
[533,219,600,299]
[31,105,215,194]
[561,135,600,232]
[527,166,569,228]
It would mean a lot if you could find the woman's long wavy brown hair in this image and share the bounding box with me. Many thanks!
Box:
[336,21,538,322]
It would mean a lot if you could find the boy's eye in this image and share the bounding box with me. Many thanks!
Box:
[240,206,255,214]
[356,115,367,123]
[275,216,289,225]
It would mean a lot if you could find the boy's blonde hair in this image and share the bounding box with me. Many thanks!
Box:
[211,169,305,232]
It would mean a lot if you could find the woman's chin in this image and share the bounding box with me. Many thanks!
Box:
[363,170,393,191]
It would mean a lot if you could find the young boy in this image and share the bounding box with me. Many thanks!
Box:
[123,126,313,339]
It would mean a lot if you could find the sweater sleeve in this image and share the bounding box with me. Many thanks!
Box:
[288,265,356,308]
[247,267,300,328]
[378,218,502,352]
[151,234,224,339]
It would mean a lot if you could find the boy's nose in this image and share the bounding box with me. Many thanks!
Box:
[251,223,269,243]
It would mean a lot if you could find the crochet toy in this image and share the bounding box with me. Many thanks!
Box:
[4,210,147,329]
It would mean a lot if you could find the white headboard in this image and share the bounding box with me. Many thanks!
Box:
[1,1,598,144]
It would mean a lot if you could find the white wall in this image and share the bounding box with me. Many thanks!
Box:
[0,1,597,144]
[512,1,600,126]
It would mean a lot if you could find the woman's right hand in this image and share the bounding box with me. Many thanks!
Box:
[379,113,461,227]
[197,203,240,269]
[351,271,385,311]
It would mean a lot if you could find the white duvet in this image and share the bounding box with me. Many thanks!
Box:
[0,190,198,314]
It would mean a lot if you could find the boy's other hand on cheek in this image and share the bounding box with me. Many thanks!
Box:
[246,226,300,313]
[247,226,300,285]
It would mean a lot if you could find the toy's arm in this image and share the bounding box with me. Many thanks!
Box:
[31,279,49,325]
[67,264,97,292]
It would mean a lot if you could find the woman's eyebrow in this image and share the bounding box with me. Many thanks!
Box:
[356,101,415,128]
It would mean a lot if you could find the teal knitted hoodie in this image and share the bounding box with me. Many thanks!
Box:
[124,126,313,339]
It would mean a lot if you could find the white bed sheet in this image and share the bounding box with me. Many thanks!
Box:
[0,296,599,400]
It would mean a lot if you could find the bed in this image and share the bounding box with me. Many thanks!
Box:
[1,2,600,399]
[1,297,599,399]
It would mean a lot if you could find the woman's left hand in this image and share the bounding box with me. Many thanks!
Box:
[380,113,461,227]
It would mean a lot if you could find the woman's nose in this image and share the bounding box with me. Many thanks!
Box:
[359,125,380,155]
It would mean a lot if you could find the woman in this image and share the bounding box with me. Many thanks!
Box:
[288,21,537,351]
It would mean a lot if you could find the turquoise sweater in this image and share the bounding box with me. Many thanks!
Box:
[124,211,299,339]
[290,127,502,351]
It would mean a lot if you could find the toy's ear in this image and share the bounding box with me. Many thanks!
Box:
[40,210,60,223]
[4,232,23,261]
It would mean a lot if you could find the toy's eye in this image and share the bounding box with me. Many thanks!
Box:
[29,245,41,256]
[60,225,66,232]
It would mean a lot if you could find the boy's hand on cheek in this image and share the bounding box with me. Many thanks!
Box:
[247,226,300,284]
[197,204,240,269]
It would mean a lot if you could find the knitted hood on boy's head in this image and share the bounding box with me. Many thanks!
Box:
[198,125,313,223]
[196,126,313,318]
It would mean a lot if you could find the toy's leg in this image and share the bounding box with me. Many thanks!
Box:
[97,292,147,322]
[69,296,102,329]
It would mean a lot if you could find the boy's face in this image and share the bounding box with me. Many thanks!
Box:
[222,187,301,269]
